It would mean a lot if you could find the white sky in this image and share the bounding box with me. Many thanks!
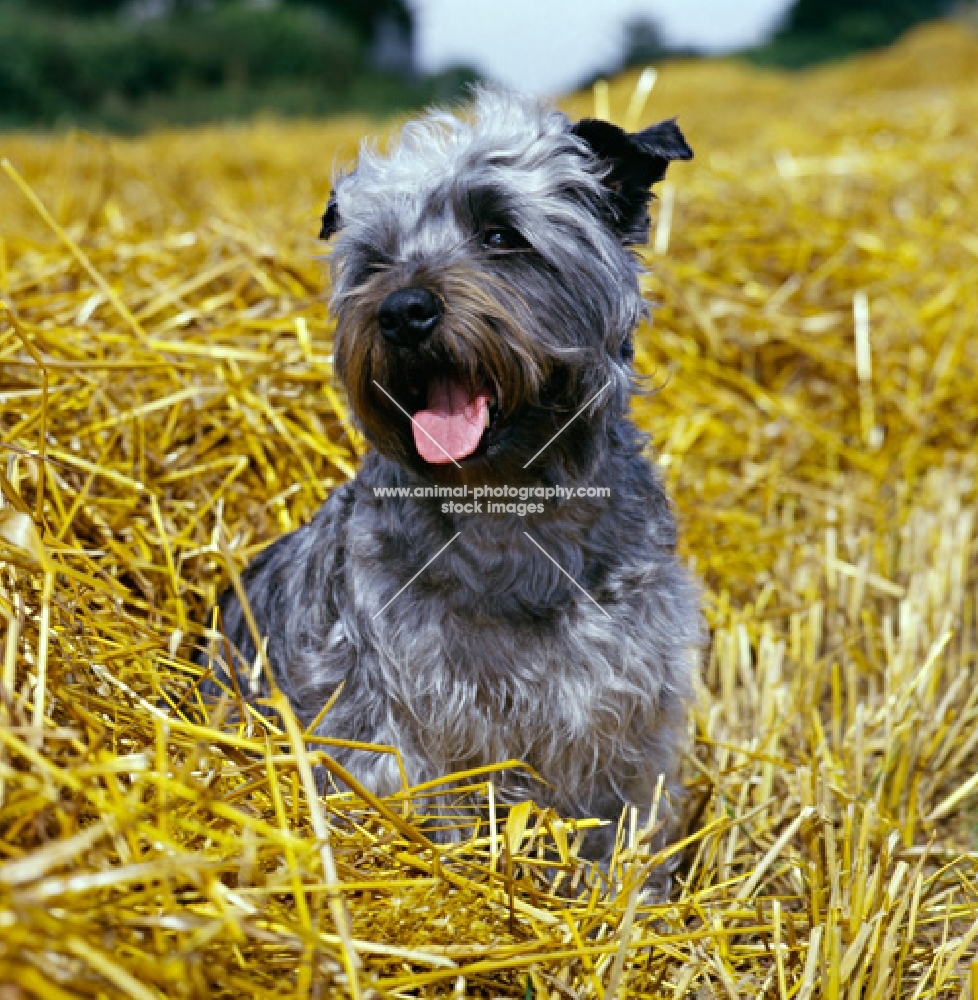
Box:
[414,0,794,96]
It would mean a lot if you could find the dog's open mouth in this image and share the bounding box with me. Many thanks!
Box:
[411,378,496,464]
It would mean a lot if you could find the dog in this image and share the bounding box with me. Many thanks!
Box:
[206,88,701,865]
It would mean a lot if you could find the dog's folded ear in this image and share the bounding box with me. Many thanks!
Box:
[571,117,693,245]
[318,192,340,240]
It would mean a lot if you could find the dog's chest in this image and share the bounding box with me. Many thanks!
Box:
[342,486,678,775]
[368,595,660,744]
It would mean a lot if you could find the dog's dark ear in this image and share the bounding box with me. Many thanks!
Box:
[571,117,692,244]
[318,192,339,240]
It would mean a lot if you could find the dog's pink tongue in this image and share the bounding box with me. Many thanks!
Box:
[412,380,489,464]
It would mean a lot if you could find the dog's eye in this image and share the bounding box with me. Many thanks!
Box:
[481,226,525,251]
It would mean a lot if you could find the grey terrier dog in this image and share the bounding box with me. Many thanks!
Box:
[208,88,700,863]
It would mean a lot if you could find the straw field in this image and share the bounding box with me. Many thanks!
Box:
[2,20,978,999]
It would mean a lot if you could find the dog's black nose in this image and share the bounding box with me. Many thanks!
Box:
[378,287,442,346]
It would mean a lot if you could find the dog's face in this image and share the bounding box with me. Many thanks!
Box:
[322,89,691,484]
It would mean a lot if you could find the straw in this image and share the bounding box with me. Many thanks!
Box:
[1,20,978,997]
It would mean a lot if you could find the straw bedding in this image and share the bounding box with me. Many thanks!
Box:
[1,21,978,998]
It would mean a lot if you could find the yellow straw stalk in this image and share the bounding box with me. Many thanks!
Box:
[1,21,978,998]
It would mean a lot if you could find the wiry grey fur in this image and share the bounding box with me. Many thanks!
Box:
[205,88,701,863]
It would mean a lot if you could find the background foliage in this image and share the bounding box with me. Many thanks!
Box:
[749,0,958,66]
[0,0,473,132]
[1,0,974,132]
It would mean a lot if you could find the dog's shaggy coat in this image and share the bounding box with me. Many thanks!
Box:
[210,89,701,861]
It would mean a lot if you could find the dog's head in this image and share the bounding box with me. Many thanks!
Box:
[321,88,691,483]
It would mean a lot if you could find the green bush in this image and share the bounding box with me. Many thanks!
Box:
[746,0,954,67]
[0,3,472,131]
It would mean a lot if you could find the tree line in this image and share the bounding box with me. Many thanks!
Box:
[0,0,473,131]
[0,0,963,131]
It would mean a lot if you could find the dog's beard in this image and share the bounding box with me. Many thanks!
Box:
[332,266,607,479]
